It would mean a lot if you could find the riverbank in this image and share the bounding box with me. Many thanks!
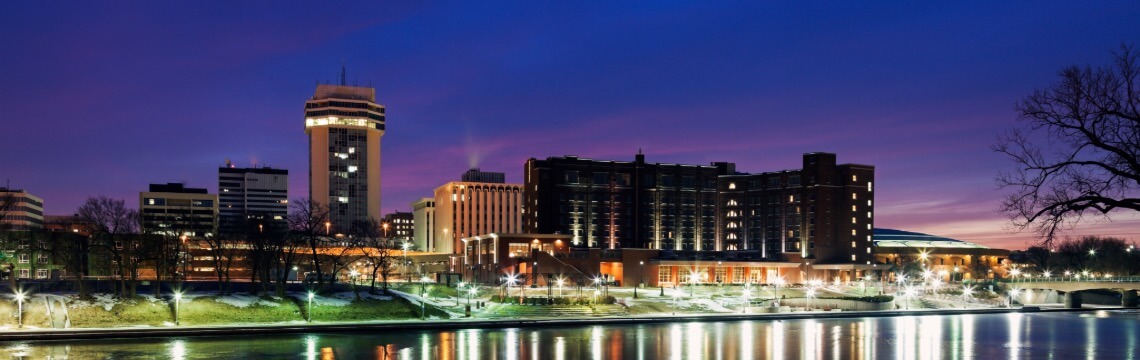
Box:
[0,304,1117,342]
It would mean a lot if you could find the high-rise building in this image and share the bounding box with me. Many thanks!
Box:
[0,188,43,230]
[433,171,523,254]
[218,162,289,237]
[411,198,435,251]
[524,152,874,265]
[140,183,218,238]
[381,211,414,240]
[304,83,385,235]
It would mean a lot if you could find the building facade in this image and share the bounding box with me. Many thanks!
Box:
[0,188,43,230]
[411,198,435,251]
[140,183,218,238]
[524,152,874,267]
[461,168,506,183]
[305,83,385,235]
[432,173,524,254]
[218,163,288,237]
[381,211,414,240]
[524,152,724,250]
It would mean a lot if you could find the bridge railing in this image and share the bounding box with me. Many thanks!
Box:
[1000,276,1140,283]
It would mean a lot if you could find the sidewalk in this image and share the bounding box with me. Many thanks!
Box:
[0,304,1110,342]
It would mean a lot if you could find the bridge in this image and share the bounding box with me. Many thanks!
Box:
[1000,276,1140,308]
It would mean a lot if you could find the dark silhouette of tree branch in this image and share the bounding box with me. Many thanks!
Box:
[995,44,1140,247]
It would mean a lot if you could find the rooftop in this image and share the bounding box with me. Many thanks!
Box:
[872,228,990,249]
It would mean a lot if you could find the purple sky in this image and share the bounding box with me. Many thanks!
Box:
[3,2,1139,250]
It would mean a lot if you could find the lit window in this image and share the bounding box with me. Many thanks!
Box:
[866,247,871,254]
[852,217,857,224]
[851,255,856,261]
[852,175,857,182]
[867,200,872,206]
[728,183,736,190]
[851,229,856,236]
[851,241,856,248]
[866,224,871,230]
[868,182,873,191]
[852,193,857,200]
[348,147,355,154]
[452,194,457,201]
[338,197,348,203]
[851,205,856,211]
[348,166,358,173]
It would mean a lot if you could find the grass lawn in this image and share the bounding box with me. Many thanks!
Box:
[0,293,449,329]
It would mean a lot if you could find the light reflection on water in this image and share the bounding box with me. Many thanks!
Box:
[3,312,1139,359]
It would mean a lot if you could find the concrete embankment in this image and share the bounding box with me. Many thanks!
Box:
[0,306,1118,342]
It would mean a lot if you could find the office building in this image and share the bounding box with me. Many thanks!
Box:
[433,171,523,254]
[0,188,43,230]
[381,211,414,240]
[411,198,435,251]
[140,183,218,238]
[304,83,385,235]
[218,162,288,237]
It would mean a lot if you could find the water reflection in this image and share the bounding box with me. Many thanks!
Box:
[4,312,1139,359]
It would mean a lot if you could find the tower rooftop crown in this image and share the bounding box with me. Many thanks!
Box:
[312,84,375,102]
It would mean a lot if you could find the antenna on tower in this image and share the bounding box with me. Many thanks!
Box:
[340,61,346,86]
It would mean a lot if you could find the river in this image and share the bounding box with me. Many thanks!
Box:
[3,311,1138,359]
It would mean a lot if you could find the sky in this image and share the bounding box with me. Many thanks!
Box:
[2,2,1138,250]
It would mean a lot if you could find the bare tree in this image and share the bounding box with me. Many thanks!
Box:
[288,198,331,288]
[356,218,397,294]
[995,44,1140,246]
[77,196,140,297]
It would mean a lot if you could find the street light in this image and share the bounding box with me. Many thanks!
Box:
[307,291,314,322]
[15,291,26,328]
[1008,288,1021,307]
[772,276,785,305]
[688,272,700,299]
[806,288,816,311]
[420,275,431,320]
[556,277,565,298]
[325,221,330,235]
[636,261,644,298]
[671,288,681,315]
[505,274,518,302]
[741,287,752,313]
[402,242,411,283]
[458,281,467,306]
[903,287,916,310]
[174,291,183,325]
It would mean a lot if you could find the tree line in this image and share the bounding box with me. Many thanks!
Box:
[0,195,402,299]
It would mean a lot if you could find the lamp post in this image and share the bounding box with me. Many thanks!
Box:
[325,221,330,236]
[636,261,644,298]
[307,292,314,322]
[402,242,410,283]
[532,261,538,287]
[458,281,466,306]
[772,277,785,305]
[350,269,359,293]
[904,287,916,310]
[420,275,430,320]
[556,277,565,298]
[689,271,700,299]
[806,288,816,311]
[174,291,183,325]
[15,291,25,328]
[741,287,751,313]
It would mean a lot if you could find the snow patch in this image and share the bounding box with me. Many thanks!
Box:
[214,294,263,308]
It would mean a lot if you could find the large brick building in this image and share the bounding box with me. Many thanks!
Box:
[523,152,874,267]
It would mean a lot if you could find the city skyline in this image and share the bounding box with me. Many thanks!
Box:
[3,2,1139,249]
